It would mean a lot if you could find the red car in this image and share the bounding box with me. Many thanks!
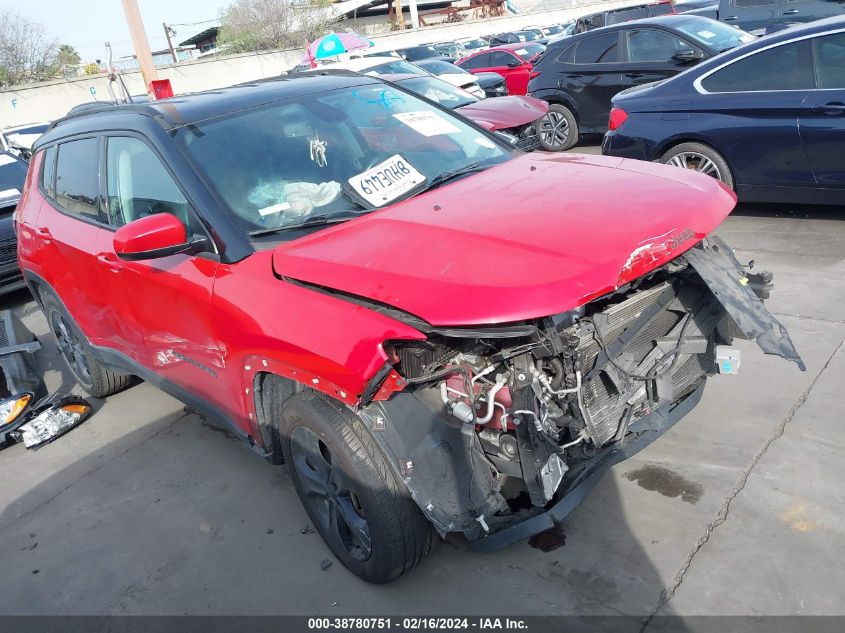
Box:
[456,43,546,95]
[381,73,548,149]
[17,74,803,583]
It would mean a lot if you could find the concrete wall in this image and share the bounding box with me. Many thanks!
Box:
[0,0,644,127]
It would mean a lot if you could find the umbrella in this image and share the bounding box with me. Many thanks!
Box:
[302,31,373,64]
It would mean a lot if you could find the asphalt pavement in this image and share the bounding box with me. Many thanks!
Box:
[0,146,843,625]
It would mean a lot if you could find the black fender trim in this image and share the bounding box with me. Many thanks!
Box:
[360,390,507,539]
[471,383,706,552]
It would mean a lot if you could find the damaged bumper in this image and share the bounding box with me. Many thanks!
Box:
[362,237,803,548]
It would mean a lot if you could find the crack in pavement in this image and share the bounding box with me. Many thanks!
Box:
[640,337,844,631]
[0,411,190,531]
[772,312,845,325]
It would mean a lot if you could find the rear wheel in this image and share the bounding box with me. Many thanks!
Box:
[279,391,433,583]
[536,104,578,151]
[660,142,734,189]
[42,293,132,398]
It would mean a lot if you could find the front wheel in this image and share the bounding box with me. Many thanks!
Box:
[536,104,578,151]
[42,292,132,398]
[279,392,433,583]
[659,142,734,189]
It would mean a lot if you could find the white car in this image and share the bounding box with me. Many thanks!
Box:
[1,122,50,160]
[308,56,486,99]
[412,59,487,99]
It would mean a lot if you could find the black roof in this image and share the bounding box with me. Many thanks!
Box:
[178,26,220,48]
[36,72,379,149]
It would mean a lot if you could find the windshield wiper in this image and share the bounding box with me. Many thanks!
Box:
[420,162,491,193]
[249,211,363,237]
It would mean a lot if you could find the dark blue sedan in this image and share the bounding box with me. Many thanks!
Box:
[602,16,845,205]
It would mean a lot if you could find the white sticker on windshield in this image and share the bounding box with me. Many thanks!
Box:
[348,154,425,207]
[393,110,461,137]
[0,155,17,166]
[697,30,717,39]
[0,188,20,198]
[258,201,291,216]
[475,137,496,149]
[515,48,529,56]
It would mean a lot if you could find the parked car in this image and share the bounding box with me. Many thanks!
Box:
[685,0,845,34]
[455,37,488,53]
[413,59,488,98]
[528,15,753,150]
[488,31,535,45]
[519,28,546,42]
[1,122,50,161]
[603,16,845,205]
[20,71,802,582]
[474,71,509,97]
[574,0,676,33]
[0,151,28,293]
[382,73,546,149]
[432,41,468,58]
[303,56,486,99]
[456,43,545,95]
[396,45,454,63]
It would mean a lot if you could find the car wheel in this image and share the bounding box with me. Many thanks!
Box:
[42,292,132,398]
[280,391,433,583]
[536,104,578,151]
[660,142,734,189]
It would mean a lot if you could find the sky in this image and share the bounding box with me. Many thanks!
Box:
[1,0,231,62]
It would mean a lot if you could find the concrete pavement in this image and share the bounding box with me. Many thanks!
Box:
[0,151,843,623]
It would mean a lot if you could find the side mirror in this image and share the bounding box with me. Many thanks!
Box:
[113,213,207,261]
[507,60,522,68]
[672,48,704,63]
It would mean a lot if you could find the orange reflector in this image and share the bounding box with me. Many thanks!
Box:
[3,394,32,424]
[61,403,91,415]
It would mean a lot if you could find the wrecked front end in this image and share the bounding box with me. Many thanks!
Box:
[361,237,803,549]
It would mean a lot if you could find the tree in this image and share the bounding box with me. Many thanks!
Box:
[55,44,81,78]
[218,0,338,53]
[0,10,59,86]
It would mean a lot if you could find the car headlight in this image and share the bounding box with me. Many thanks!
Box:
[11,398,92,448]
[0,393,33,432]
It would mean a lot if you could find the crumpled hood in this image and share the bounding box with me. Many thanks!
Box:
[272,153,737,326]
[457,95,548,130]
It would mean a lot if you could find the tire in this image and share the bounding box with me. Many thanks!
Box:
[279,391,433,583]
[41,292,132,398]
[659,142,734,189]
[536,104,579,151]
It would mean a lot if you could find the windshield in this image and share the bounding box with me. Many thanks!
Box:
[674,17,754,51]
[396,76,478,109]
[512,43,545,60]
[461,38,487,50]
[0,153,27,202]
[403,46,439,60]
[176,84,510,237]
[418,60,469,76]
[363,59,423,75]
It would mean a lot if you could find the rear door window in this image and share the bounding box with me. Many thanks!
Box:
[54,137,100,219]
[461,52,491,69]
[813,31,845,89]
[40,145,57,199]
[701,40,813,92]
[574,33,619,63]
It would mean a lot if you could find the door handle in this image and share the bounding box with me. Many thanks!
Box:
[564,72,584,78]
[782,8,799,14]
[97,253,125,273]
[812,102,845,115]
[35,227,53,244]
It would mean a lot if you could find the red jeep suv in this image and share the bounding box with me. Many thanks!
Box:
[16,73,803,583]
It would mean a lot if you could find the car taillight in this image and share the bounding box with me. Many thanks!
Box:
[608,107,628,131]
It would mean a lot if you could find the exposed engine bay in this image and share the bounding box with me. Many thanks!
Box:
[361,237,803,545]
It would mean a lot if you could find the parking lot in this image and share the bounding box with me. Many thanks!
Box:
[1,143,842,622]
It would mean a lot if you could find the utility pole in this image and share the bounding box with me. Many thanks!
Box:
[120,0,158,92]
[408,0,419,29]
[163,23,178,64]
